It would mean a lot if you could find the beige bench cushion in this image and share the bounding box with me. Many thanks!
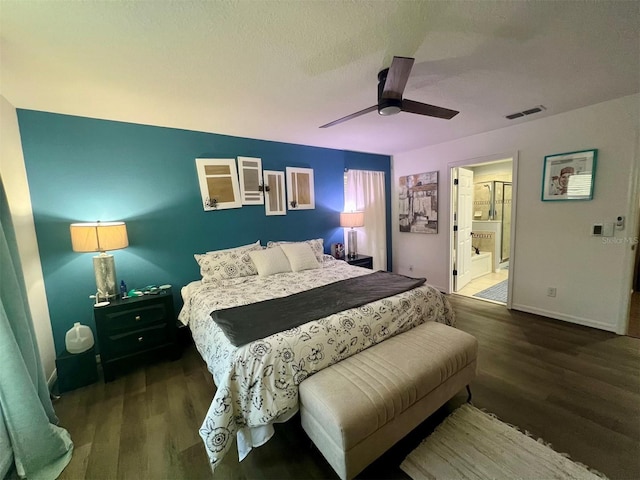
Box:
[299,321,478,451]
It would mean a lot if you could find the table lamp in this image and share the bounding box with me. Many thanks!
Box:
[70,221,128,299]
[340,211,364,259]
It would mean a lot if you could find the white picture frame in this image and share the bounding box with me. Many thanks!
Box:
[195,158,242,211]
[238,156,264,205]
[286,167,315,210]
[263,170,286,216]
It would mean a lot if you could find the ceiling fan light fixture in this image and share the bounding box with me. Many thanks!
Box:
[378,99,402,116]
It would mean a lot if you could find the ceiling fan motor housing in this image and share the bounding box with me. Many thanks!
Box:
[377,68,401,116]
[378,98,402,116]
[319,56,458,128]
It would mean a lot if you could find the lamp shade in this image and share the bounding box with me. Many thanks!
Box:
[70,222,128,253]
[340,211,364,228]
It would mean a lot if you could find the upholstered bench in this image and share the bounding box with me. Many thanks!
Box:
[299,321,478,480]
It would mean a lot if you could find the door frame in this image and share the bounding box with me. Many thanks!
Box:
[448,151,519,308]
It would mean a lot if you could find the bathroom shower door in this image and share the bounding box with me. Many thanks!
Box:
[501,183,512,262]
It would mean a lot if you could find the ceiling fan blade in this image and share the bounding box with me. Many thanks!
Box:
[319,105,378,128]
[382,56,414,100]
[402,99,459,120]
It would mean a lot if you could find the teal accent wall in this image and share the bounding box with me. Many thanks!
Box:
[17,110,391,354]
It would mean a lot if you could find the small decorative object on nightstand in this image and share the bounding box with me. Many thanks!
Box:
[346,254,373,269]
[93,288,179,381]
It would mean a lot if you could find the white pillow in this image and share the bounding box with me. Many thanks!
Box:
[248,247,292,277]
[194,245,260,283]
[280,242,320,272]
[266,238,324,263]
[205,240,261,255]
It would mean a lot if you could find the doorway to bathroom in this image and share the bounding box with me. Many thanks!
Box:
[450,154,516,306]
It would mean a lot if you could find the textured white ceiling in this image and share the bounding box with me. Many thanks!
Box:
[1,1,638,155]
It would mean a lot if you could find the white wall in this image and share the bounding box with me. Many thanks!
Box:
[392,94,639,334]
[0,95,57,382]
[471,161,512,182]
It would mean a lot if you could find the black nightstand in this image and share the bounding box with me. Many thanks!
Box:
[55,347,98,393]
[346,254,373,269]
[93,290,178,381]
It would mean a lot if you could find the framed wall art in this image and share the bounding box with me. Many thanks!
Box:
[541,149,597,201]
[263,170,286,216]
[237,156,264,205]
[399,171,438,233]
[195,158,242,210]
[286,167,315,210]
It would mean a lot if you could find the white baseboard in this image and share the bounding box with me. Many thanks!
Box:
[511,303,618,333]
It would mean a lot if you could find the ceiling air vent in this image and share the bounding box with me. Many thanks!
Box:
[505,105,546,120]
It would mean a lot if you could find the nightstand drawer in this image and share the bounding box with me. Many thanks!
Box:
[93,290,178,381]
[105,323,170,357]
[104,303,167,333]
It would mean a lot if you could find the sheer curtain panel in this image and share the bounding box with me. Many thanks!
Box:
[344,170,386,270]
[0,175,73,479]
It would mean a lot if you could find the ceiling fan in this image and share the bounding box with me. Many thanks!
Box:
[320,56,459,128]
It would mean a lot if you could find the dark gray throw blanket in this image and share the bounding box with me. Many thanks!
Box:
[211,271,426,346]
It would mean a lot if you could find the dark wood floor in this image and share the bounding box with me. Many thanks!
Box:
[54,295,640,479]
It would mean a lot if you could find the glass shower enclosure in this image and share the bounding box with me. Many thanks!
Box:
[492,181,512,263]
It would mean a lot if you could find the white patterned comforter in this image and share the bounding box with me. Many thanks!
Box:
[178,257,455,471]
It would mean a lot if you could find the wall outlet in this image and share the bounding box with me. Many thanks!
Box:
[547,287,557,297]
[409,265,414,272]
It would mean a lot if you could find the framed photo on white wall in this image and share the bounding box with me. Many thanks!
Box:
[541,149,597,201]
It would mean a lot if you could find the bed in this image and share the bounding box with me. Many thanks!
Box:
[178,240,455,471]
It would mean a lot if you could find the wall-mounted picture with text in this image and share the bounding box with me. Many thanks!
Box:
[541,149,597,201]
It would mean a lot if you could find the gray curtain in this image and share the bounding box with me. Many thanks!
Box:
[0,175,73,479]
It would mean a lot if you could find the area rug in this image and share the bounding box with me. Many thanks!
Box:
[473,279,507,303]
[401,404,607,480]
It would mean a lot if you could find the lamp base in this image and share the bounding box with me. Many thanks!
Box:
[347,229,358,259]
[93,253,118,299]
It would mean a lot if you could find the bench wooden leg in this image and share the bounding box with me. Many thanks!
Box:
[466,385,472,403]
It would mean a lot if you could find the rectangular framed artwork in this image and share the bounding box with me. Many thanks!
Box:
[263,170,286,216]
[237,156,264,205]
[399,171,438,233]
[195,158,242,210]
[286,167,315,210]
[541,149,597,201]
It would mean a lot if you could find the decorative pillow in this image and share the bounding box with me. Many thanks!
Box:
[248,247,292,277]
[266,238,324,263]
[194,244,260,283]
[280,242,320,272]
[205,240,261,255]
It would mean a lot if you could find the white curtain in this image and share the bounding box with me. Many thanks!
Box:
[345,170,386,270]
